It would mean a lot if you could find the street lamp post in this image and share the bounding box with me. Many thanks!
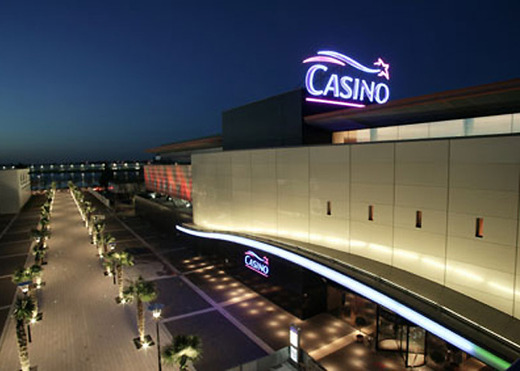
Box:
[27,323,32,343]
[149,303,164,371]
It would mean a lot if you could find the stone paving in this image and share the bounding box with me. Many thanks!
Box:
[78,193,414,370]
[0,195,46,349]
[1,190,488,370]
[78,193,420,371]
[0,192,160,370]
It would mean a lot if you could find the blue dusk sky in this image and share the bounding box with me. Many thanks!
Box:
[0,0,519,163]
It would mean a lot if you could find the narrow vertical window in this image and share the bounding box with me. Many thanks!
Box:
[415,211,422,228]
[475,218,484,238]
[368,205,374,221]
[326,201,332,216]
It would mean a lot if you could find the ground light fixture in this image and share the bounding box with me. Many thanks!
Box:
[176,225,512,371]
[134,335,154,350]
[149,303,164,371]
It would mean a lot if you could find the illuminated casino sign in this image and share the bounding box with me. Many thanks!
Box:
[303,50,390,108]
[244,250,270,277]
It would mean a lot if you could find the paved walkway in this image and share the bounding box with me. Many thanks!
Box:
[1,190,477,370]
[0,192,164,370]
[0,195,45,351]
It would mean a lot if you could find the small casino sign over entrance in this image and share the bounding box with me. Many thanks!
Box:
[244,250,270,277]
[303,50,390,108]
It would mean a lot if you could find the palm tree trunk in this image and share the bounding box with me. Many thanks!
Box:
[30,289,38,317]
[117,265,123,298]
[137,298,145,342]
[16,319,30,371]
[180,356,188,370]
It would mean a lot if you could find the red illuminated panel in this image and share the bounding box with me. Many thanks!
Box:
[144,164,192,201]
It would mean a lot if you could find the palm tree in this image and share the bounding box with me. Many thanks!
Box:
[32,242,47,265]
[85,203,96,229]
[29,264,43,289]
[12,266,41,319]
[13,296,35,371]
[30,228,51,244]
[93,221,105,248]
[99,233,116,255]
[124,276,157,344]
[41,202,50,217]
[39,216,50,233]
[40,207,49,221]
[12,268,39,318]
[162,335,203,370]
[103,253,116,277]
[12,267,31,286]
[76,192,84,205]
[107,251,134,301]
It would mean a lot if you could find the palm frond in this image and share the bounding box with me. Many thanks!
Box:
[13,297,36,322]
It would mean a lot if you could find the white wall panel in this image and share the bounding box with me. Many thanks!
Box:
[447,236,516,275]
[276,148,309,242]
[446,257,515,315]
[309,146,349,251]
[513,218,520,318]
[350,221,393,265]
[394,206,447,236]
[446,136,520,316]
[428,119,465,138]
[514,113,520,133]
[250,149,277,235]
[393,228,446,284]
[350,143,394,262]
[449,189,518,218]
[398,123,429,140]
[230,151,251,231]
[192,134,520,318]
[212,152,233,230]
[471,114,512,135]
[395,185,448,211]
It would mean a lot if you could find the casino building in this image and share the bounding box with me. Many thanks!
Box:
[146,56,520,368]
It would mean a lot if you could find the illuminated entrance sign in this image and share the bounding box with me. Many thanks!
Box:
[244,250,270,277]
[303,50,390,108]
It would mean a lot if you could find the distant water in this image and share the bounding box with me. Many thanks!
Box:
[30,170,143,190]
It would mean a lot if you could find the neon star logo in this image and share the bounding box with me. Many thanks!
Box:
[374,58,390,80]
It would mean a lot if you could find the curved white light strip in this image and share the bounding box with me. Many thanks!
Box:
[318,50,381,74]
[302,56,346,66]
[176,225,512,370]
